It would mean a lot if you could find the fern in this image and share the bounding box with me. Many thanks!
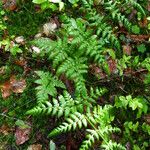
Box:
[47,104,124,150]
[48,112,88,137]
[125,0,146,17]
[101,140,126,150]
[26,1,149,149]
[103,0,132,30]
[81,0,121,50]
[26,91,82,117]
[34,71,66,103]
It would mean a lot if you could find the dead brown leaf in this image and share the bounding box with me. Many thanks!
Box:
[107,58,117,74]
[3,0,17,11]
[139,17,148,27]
[122,45,132,55]
[27,144,42,150]
[0,75,26,99]
[126,34,149,42]
[15,127,31,145]
[89,64,107,79]
[144,114,150,125]
[1,81,12,99]
[0,124,10,135]
[10,76,26,93]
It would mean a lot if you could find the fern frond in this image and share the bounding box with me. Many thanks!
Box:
[48,38,70,68]
[90,87,108,100]
[93,105,114,125]
[125,0,146,17]
[56,57,88,78]
[80,124,120,150]
[26,91,84,117]
[103,1,132,30]
[35,71,66,102]
[48,112,87,137]
[80,129,100,150]
[32,37,53,50]
[81,0,121,50]
[101,140,126,150]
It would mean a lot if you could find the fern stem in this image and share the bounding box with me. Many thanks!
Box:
[85,116,108,145]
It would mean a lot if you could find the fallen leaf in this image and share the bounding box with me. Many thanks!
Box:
[31,46,41,54]
[1,81,12,99]
[42,18,59,36]
[0,66,5,75]
[3,0,17,11]
[122,45,132,55]
[15,127,31,145]
[34,33,43,39]
[139,17,148,27]
[0,75,26,99]
[14,58,27,67]
[107,58,117,74]
[15,36,25,45]
[27,144,42,150]
[126,34,149,42]
[89,64,107,79]
[144,114,150,125]
[10,76,26,93]
[0,124,10,135]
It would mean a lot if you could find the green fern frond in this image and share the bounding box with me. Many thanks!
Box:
[35,71,66,102]
[125,0,146,17]
[48,112,87,137]
[81,0,121,50]
[101,140,126,150]
[32,37,53,50]
[48,38,70,68]
[80,122,120,150]
[80,129,100,150]
[26,91,85,117]
[93,105,114,125]
[75,77,87,97]
[57,57,88,80]
[90,87,108,100]
[64,18,105,63]
[104,1,132,30]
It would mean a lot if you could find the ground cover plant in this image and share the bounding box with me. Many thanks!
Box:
[0,0,150,149]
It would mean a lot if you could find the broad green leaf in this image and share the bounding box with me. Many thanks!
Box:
[32,0,47,4]
[49,140,56,150]
[132,25,140,34]
[137,44,146,53]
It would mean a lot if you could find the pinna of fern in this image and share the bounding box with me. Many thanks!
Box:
[34,71,66,103]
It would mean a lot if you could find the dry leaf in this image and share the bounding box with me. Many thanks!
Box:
[10,76,26,93]
[1,81,12,99]
[122,45,132,55]
[144,114,150,125]
[14,58,27,67]
[1,75,26,99]
[107,58,117,74]
[31,46,41,54]
[15,36,25,45]
[27,144,42,150]
[0,124,10,135]
[15,127,31,145]
[139,17,148,27]
[89,64,107,79]
[3,0,17,11]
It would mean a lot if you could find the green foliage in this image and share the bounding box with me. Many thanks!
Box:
[115,95,148,118]
[34,71,66,102]
[0,0,150,149]
[32,0,64,11]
